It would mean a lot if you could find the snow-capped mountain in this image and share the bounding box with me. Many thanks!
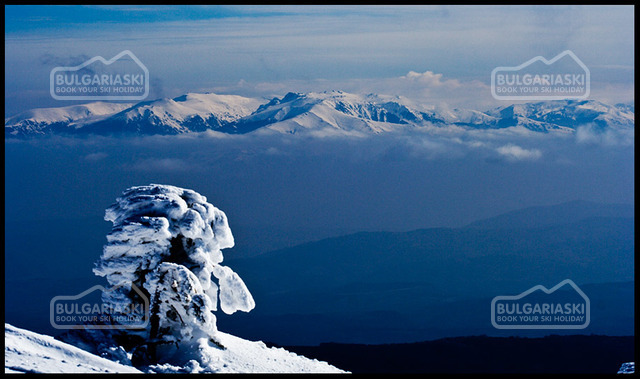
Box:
[231,91,455,135]
[4,324,345,373]
[4,102,134,137]
[483,100,636,132]
[5,91,634,137]
[82,92,263,135]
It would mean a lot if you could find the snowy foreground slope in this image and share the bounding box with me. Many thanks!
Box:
[5,324,141,373]
[5,324,346,373]
[147,331,346,373]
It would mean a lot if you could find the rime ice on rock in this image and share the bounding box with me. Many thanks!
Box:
[93,184,254,362]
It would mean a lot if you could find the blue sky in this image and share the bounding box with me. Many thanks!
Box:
[4,5,634,115]
[4,5,305,32]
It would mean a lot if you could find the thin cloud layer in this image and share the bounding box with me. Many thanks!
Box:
[4,6,634,115]
[496,144,542,161]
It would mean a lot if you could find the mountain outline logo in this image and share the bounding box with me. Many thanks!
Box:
[50,50,149,101]
[491,50,590,101]
[50,282,149,330]
[491,279,590,330]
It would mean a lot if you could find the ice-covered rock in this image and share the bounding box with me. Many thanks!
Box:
[93,184,254,366]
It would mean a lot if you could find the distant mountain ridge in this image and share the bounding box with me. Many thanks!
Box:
[219,200,634,345]
[465,200,634,230]
[5,90,634,137]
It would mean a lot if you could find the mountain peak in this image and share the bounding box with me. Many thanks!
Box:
[5,91,634,137]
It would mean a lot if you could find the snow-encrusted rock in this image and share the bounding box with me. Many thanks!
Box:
[95,184,253,313]
[93,184,254,366]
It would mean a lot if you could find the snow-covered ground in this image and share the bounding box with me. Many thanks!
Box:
[4,323,141,373]
[4,324,346,373]
[147,330,346,373]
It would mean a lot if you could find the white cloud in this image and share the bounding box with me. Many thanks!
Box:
[575,124,634,147]
[400,70,461,88]
[496,144,542,161]
[203,70,496,111]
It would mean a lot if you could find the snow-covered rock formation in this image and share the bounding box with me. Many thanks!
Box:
[92,184,255,367]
